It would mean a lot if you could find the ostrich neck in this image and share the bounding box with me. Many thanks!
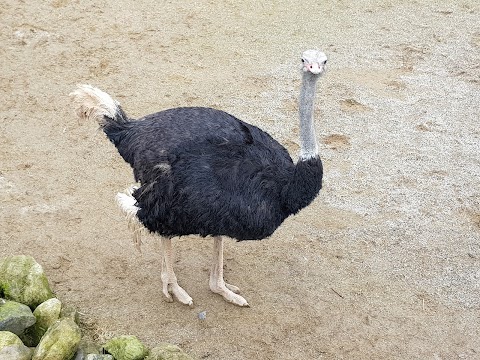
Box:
[299,72,320,160]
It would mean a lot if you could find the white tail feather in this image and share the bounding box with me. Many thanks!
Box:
[69,84,120,126]
[116,186,144,250]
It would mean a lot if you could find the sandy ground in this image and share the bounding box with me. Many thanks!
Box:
[1,0,479,359]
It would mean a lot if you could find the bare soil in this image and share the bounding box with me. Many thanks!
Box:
[1,1,479,359]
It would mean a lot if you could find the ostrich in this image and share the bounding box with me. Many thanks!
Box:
[70,49,327,307]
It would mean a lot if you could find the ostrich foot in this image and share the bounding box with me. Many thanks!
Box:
[210,236,249,307]
[160,237,193,306]
[209,281,249,307]
[162,280,193,306]
[225,282,240,294]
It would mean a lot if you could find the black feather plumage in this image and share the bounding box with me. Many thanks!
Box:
[103,106,323,240]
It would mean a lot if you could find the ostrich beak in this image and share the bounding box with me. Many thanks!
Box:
[309,63,322,74]
[304,62,325,75]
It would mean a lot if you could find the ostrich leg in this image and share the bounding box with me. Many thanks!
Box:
[160,237,193,306]
[209,236,249,307]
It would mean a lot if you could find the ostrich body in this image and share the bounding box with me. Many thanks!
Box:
[70,50,327,306]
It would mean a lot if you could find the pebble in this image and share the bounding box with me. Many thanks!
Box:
[198,311,207,320]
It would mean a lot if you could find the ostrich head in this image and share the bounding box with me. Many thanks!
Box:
[301,49,327,76]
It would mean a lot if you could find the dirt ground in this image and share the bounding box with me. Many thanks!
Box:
[1,0,479,359]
